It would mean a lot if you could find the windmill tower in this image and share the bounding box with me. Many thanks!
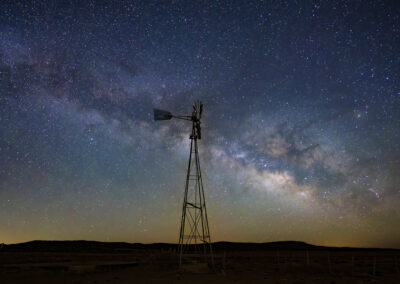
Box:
[154,100,214,268]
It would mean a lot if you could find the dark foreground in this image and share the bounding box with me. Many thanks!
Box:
[0,241,399,283]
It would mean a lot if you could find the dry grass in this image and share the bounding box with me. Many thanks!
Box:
[0,246,399,283]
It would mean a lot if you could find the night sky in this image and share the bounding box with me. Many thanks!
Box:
[1,1,399,248]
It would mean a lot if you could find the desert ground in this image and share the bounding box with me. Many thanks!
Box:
[0,241,399,283]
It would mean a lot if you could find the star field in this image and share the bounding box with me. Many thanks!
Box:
[1,1,399,248]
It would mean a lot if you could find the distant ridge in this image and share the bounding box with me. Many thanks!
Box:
[1,240,398,252]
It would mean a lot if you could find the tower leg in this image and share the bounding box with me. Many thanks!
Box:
[178,125,214,269]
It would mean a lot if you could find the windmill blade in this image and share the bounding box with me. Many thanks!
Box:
[153,109,173,120]
[199,102,203,119]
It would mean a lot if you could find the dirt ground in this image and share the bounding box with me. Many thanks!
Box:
[1,247,400,283]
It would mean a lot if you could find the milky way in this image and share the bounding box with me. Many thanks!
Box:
[1,1,399,248]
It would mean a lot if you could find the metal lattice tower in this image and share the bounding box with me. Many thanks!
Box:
[153,100,214,268]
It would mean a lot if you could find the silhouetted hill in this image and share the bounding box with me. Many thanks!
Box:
[213,241,319,251]
[1,240,398,253]
[2,240,136,252]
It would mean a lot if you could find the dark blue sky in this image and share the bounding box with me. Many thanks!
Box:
[1,0,399,247]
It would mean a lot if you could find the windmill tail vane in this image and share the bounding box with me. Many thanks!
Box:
[153,109,173,120]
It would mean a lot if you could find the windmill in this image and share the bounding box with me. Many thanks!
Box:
[153,100,214,268]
